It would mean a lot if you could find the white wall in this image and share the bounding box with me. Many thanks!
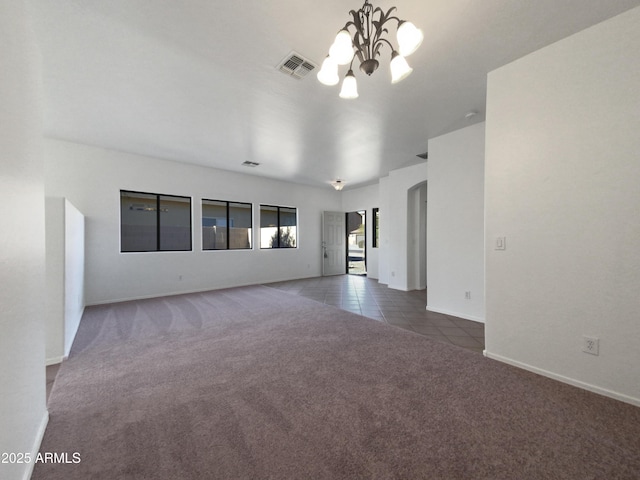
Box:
[408,182,427,291]
[485,6,640,405]
[44,139,341,304]
[0,2,48,479]
[427,123,485,322]
[46,197,84,363]
[341,183,380,279]
[45,197,65,362]
[64,199,85,355]
[378,176,390,285]
[384,163,428,291]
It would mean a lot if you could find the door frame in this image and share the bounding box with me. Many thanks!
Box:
[346,210,366,275]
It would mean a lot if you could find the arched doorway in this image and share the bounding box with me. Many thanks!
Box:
[407,182,427,290]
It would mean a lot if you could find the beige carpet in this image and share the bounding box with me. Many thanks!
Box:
[33,285,640,479]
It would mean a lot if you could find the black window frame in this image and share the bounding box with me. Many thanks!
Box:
[260,204,298,249]
[120,190,192,253]
[201,198,253,251]
[372,207,380,248]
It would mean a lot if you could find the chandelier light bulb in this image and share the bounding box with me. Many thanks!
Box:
[317,56,339,86]
[397,21,424,57]
[339,70,359,99]
[329,29,355,65]
[390,51,413,84]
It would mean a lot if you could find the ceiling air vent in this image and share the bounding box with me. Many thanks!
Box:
[242,161,260,167]
[277,51,317,80]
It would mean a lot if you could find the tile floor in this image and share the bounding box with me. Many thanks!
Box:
[47,275,485,401]
[266,275,485,354]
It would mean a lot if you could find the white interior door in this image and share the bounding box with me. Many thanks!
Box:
[322,211,345,276]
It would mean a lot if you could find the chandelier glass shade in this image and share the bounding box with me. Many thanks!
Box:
[331,180,346,191]
[317,0,423,97]
[317,56,339,86]
[396,21,423,56]
[339,70,359,99]
[390,50,412,84]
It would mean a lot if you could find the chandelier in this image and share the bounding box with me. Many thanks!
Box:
[317,0,423,99]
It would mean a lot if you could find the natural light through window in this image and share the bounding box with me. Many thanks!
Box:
[260,205,297,248]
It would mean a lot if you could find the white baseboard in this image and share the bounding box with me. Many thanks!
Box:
[21,410,49,480]
[45,356,64,366]
[426,305,485,324]
[85,275,322,306]
[484,351,640,407]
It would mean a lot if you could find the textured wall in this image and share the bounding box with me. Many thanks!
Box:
[0,2,48,479]
[427,123,485,322]
[485,6,640,404]
[44,139,341,304]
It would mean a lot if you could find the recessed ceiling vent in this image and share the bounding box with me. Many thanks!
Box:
[242,161,260,167]
[277,51,317,80]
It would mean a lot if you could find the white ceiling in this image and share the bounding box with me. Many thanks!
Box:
[30,0,640,190]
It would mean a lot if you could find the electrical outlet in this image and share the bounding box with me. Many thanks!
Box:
[582,336,599,356]
[465,291,471,300]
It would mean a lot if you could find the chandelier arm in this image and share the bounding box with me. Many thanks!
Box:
[373,36,394,58]
[347,9,364,35]
[382,15,402,26]
[371,6,399,33]
[369,6,400,58]
[348,27,371,62]
[348,10,370,60]
[353,37,366,64]
[373,15,402,46]
[371,27,389,56]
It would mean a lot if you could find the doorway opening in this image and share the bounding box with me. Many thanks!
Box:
[347,210,366,275]
[407,181,427,290]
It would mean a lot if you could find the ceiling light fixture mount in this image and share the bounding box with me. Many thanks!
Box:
[331,179,346,191]
[317,0,423,98]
